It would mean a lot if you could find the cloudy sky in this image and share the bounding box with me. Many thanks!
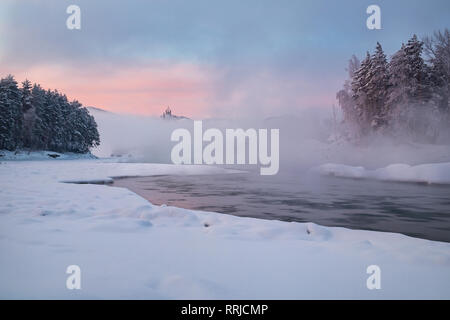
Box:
[0,0,449,117]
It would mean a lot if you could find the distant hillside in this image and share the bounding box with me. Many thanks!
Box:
[86,106,111,113]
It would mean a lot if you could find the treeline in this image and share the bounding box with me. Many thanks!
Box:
[0,75,100,153]
[337,29,450,143]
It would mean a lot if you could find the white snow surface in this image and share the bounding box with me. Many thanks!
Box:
[316,162,450,185]
[0,150,97,161]
[1,159,450,299]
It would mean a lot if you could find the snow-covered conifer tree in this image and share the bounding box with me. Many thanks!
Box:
[0,75,23,150]
[388,35,437,141]
[424,29,450,119]
[351,52,372,133]
[366,42,390,129]
[21,79,36,149]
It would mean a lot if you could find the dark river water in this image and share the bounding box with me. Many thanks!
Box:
[112,169,450,242]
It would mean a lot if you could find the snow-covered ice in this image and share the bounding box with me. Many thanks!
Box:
[316,162,450,185]
[1,159,450,299]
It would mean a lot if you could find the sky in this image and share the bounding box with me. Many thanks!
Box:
[0,0,449,118]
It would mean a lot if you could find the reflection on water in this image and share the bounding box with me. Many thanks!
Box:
[112,170,450,242]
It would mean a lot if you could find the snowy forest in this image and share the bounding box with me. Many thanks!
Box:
[337,29,450,143]
[0,75,100,153]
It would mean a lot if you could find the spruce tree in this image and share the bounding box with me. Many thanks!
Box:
[0,75,22,150]
[351,52,372,133]
[404,35,432,102]
[424,29,450,119]
[388,35,437,141]
[366,42,390,129]
[21,79,36,149]
[387,44,409,110]
[30,84,47,149]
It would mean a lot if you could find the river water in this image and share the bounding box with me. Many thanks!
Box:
[112,169,450,242]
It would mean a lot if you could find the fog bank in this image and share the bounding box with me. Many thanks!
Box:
[89,108,450,172]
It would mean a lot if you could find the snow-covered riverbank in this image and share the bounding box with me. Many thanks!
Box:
[1,159,450,299]
[316,162,450,185]
[0,150,97,161]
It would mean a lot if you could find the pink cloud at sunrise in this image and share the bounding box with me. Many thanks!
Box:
[6,63,214,118]
[4,62,336,119]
